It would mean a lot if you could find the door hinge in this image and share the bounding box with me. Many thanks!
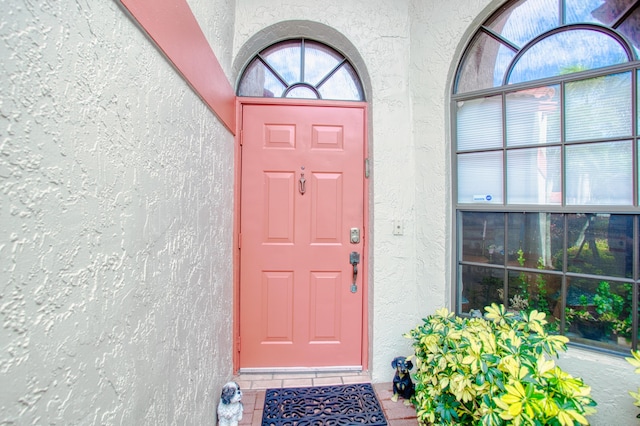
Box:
[239,129,243,146]
[364,158,370,178]
[238,233,242,249]
[236,337,241,353]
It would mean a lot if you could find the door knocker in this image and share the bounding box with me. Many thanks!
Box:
[299,166,306,195]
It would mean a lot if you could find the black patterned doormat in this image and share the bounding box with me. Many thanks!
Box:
[261,383,388,426]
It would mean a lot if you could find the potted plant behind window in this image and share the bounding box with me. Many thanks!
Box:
[565,281,624,341]
[614,316,632,347]
[507,249,557,330]
[612,283,634,347]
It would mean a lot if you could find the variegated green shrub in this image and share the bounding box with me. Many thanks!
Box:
[625,350,640,417]
[405,304,596,425]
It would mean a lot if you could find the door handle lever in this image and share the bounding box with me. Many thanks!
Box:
[350,251,360,293]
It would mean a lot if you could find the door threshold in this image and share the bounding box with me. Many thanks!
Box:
[239,366,363,374]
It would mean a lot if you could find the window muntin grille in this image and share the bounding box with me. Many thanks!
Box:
[237,39,364,101]
[453,0,640,353]
[455,1,639,94]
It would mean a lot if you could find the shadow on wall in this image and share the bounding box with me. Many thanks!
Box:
[557,346,640,425]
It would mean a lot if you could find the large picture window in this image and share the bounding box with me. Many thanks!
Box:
[453,0,640,353]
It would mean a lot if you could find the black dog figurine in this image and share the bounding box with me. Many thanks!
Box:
[391,356,414,402]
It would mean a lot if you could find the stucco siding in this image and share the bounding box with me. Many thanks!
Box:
[0,0,234,423]
[188,0,236,77]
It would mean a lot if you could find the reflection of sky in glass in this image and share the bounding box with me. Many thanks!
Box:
[489,0,558,48]
[318,64,362,101]
[479,0,638,89]
[261,65,286,96]
[286,86,317,99]
[263,43,301,85]
[252,61,286,97]
[237,59,284,97]
[565,0,606,24]
[238,40,363,101]
[508,30,629,84]
[494,44,517,86]
[304,42,342,86]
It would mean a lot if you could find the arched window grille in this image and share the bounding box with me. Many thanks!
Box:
[237,38,365,101]
[453,0,640,353]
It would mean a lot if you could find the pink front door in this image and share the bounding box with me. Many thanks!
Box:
[239,103,365,369]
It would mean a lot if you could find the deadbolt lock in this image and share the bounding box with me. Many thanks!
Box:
[350,228,360,244]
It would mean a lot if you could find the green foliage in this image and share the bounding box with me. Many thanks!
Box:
[625,351,640,417]
[614,316,633,339]
[510,249,554,328]
[553,240,616,276]
[565,281,627,338]
[614,283,634,339]
[593,281,624,318]
[516,250,530,302]
[535,257,550,314]
[406,304,596,425]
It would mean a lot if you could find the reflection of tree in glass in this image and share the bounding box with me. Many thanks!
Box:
[573,214,600,261]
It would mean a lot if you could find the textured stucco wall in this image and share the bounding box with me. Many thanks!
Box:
[188,0,236,76]
[0,0,235,423]
[410,0,493,319]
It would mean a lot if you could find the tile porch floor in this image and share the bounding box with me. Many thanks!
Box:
[233,371,419,426]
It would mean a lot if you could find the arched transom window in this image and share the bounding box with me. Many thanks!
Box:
[453,0,640,353]
[237,38,364,101]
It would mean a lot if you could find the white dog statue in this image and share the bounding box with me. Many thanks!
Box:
[217,381,243,426]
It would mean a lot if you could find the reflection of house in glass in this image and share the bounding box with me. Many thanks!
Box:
[592,0,640,56]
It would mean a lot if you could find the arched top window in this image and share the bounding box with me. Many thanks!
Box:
[455,0,639,93]
[237,38,365,101]
[452,0,640,354]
